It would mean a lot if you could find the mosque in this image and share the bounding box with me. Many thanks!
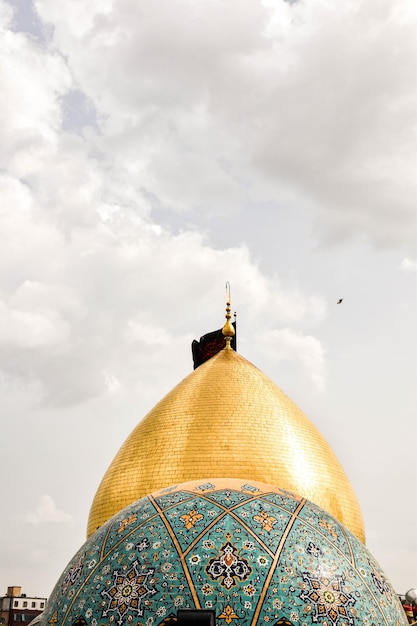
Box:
[39,298,408,625]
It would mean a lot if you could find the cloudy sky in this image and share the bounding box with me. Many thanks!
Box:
[0,0,416,598]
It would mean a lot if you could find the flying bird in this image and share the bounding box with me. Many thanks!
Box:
[337,298,343,304]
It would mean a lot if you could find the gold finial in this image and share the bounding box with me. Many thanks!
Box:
[222,282,235,348]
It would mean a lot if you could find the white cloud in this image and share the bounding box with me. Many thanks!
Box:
[259,326,326,391]
[35,0,113,39]
[0,182,323,404]
[0,0,411,408]
[30,0,416,250]
[0,301,70,348]
[401,257,417,272]
[0,106,325,406]
[22,494,73,524]
[0,9,71,166]
[126,318,175,346]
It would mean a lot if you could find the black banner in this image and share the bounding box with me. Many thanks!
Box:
[192,321,237,369]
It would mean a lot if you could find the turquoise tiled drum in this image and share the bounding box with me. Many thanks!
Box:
[42,479,406,626]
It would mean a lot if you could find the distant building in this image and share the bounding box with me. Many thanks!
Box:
[0,587,46,625]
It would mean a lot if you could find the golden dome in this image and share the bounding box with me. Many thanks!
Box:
[87,344,365,542]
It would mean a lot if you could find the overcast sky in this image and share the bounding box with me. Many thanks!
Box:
[0,0,416,598]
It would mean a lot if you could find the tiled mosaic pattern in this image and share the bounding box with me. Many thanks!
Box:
[43,479,406,626]
[88,348,364,542]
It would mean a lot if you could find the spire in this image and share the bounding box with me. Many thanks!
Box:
[222,282,235,349]
[191,284,236,368]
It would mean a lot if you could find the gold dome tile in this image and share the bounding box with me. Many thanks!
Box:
[87,346,365,543]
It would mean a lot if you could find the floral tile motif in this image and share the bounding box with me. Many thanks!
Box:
[300,571,355,625]
[41,479,407,626]
[205,533,252,589]
[232,499,293,553]
[162,497,224,552]
[204,489,252,509]
[101,560,157,624]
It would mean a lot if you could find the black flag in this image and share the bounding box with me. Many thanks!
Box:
[192,321,237,369]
